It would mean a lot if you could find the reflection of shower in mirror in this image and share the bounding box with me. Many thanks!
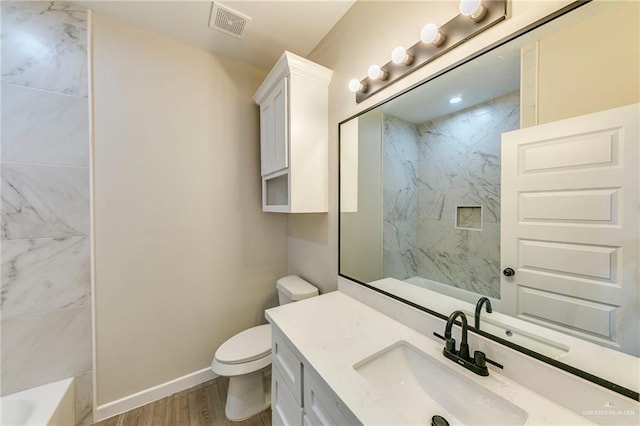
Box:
[382,91,519,299]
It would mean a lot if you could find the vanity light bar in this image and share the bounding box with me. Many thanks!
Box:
[349,0,507,103]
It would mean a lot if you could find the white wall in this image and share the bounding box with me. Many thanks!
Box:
[536,1,640,123]
[91,12,287,406]
[340,110,383,282]
[288,0,577,292]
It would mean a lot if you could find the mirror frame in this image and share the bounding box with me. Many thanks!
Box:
[337,0,639,401]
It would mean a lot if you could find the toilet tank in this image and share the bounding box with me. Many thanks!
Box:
[276,275,319,305]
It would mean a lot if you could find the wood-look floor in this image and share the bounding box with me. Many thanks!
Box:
[94,377,271,426]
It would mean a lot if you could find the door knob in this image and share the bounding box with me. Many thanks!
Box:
[503,267,515,277]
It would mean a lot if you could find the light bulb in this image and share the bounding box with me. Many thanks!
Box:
[391,46,413,65]
[367,64,388,81]
[449,96,462,104]
[420,23,445,46]
[459,0,487,22]
[348,78,366,93]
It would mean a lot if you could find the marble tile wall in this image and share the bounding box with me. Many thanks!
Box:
[1,2,92,423]
[382,115,418,279]
[416,91,520,298]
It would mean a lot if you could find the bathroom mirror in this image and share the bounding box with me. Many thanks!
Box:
[339,1,639,398]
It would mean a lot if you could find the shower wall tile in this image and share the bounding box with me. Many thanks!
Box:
[1,305,92,396]
[1,83,89,166]
[1,1,91,404]
[1,236,90,318]
[418,221,500,268]
[416,91,520,298]
[1,1,88,97]
[416,125,502,190]
[1,163,90,239]
[416,248,501,298]
[74,370,94,426]
[383,221,418,280]
[417,91,520,191]
[383,115,419,279]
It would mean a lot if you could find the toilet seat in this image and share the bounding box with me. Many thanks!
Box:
[216,324,271,364]
[212,325,272,377]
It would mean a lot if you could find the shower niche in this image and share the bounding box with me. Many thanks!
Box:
[455,206,482,231]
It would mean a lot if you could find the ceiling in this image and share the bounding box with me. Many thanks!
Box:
[382,43,521,124]
[78,0,355,70]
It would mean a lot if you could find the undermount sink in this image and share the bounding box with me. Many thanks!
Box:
[354,341,529,425]
[463,310,570,360]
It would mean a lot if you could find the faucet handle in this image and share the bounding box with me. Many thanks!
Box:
[473,350,504,369]
[445,338,456,353]
[474,350,487,368]
[433,331,457,354]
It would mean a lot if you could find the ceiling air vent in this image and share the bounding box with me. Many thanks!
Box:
[208,2,251,39]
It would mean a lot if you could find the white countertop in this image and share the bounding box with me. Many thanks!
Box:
[371,277,639,392]
[266,291,594,425]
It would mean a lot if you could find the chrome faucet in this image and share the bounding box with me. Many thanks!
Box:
[474,297,492,329]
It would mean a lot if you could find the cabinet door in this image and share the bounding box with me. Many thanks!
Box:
[272,328,303,404]
[272,365,303,426]
[261,77,288,176]
[272,76,288,173]
[303,369,352,425]
[260,100,274,176]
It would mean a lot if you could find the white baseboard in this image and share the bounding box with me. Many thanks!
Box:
[93,367,217,422]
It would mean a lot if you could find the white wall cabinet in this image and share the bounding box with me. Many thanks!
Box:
[254,51,332,213]
[271,327,356,425]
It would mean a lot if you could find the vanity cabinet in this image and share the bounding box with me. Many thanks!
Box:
[253,51,332,213]
[271,327,354,426]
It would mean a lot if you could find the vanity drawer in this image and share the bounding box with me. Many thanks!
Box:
[272,329,304,404]
[272,365,303,426]
[303,369,352,426]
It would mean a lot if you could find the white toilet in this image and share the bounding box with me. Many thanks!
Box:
[211,275,319,421]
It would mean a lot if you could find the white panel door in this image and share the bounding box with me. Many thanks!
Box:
[501,103,639,355]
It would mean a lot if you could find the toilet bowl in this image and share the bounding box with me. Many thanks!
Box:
[211,275,318,421]
[211,325,272,421]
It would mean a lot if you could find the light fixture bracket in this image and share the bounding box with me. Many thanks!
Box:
[355,0,507,103]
